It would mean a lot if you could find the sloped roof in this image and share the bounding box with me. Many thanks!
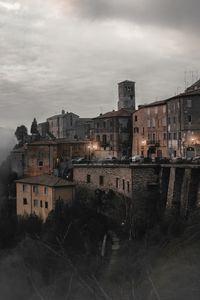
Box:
[16,175,75,187]
[118,80,135,84]
[166,90,200,101]
[47,112,79,120]
[185,79,200,92]
[28,139,89,146]
[94,108,133,119]
[138,99,167,109]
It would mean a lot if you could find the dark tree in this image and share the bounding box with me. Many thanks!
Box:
[15,125,28,144]
[30,118,38,135]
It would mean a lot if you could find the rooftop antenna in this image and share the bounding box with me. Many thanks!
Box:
[184,70,187,90]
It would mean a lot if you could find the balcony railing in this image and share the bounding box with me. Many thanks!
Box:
[147,140,160,147]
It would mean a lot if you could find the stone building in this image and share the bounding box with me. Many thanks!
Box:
[46,110,93,140]
[166,80,200,158]
[93,109,133,159]
[16,175,75,220]
[118,80,135,110]
[13,139,90,178]
[37,122,49,138]
[73,163,159,200]
[132,100,168,158]
[10,146,26,177]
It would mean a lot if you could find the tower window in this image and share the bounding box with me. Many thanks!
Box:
[99,176,104,186]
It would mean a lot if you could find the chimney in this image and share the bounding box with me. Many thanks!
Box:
[62,109,65,114]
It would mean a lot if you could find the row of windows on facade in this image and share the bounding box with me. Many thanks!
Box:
[23,184,48,195]
[23,198,48,208]
[96,134,114,143]
[147,132,181,141]
[134,115,192,130]
[134,117,167,127]
[96,120,114,129]
[140,100,192,116]
[86,174,130,192]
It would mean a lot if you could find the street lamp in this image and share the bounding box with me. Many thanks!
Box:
[88,143,98,160]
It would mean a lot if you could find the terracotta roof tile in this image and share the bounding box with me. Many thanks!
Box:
[16,175,75,187]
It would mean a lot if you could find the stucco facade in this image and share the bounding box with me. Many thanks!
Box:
[16,175,75,220]
[20,140,90,177]
[132,100,168,158]
[167,89,200,158]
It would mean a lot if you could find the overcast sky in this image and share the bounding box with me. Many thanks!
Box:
[0,0,200,130]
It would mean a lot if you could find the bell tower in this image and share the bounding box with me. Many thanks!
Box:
[118,80,135,110]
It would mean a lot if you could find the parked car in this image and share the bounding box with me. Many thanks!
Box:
[130,155,144,163]
[192,156,200,163]
[170,157,184,163]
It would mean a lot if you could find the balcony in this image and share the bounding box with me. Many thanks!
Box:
[147,140,160,147]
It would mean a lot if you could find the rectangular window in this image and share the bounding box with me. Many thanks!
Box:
[116,178,119,188]
[40,200,43,208]
[127,181,130,192]
[163,133,167,140]
[33,185,39,194]
[163,106,166,113]
[152,118,155,127]
[87,174,91,183]
[173,133,177,140]
[168,133,172,140]
[99,176,104,186]
[155,107,158,114]
[188,115,192,123]
[45,201,48,209]
[168,117,171,124]
[152,133,156,142]
[134,115,137,122]
[44,187,48,194]
[162,117,166,126]
[23,198,28,205]
[22,184,26,192]
[34,199,39,207]
[122,179,125,190]
[187,99,192,107]
[38,161,43,166]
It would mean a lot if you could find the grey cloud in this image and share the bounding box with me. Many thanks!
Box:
[70,0,200,33]
[0,0,199,130]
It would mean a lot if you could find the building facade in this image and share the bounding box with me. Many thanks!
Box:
[12,140,90,178]
[132,100,168,158]
[16,175,75,220]
[46,110,93,140]
[167,80,200,157]
[93,109,133,159]
[73,163,159,200]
